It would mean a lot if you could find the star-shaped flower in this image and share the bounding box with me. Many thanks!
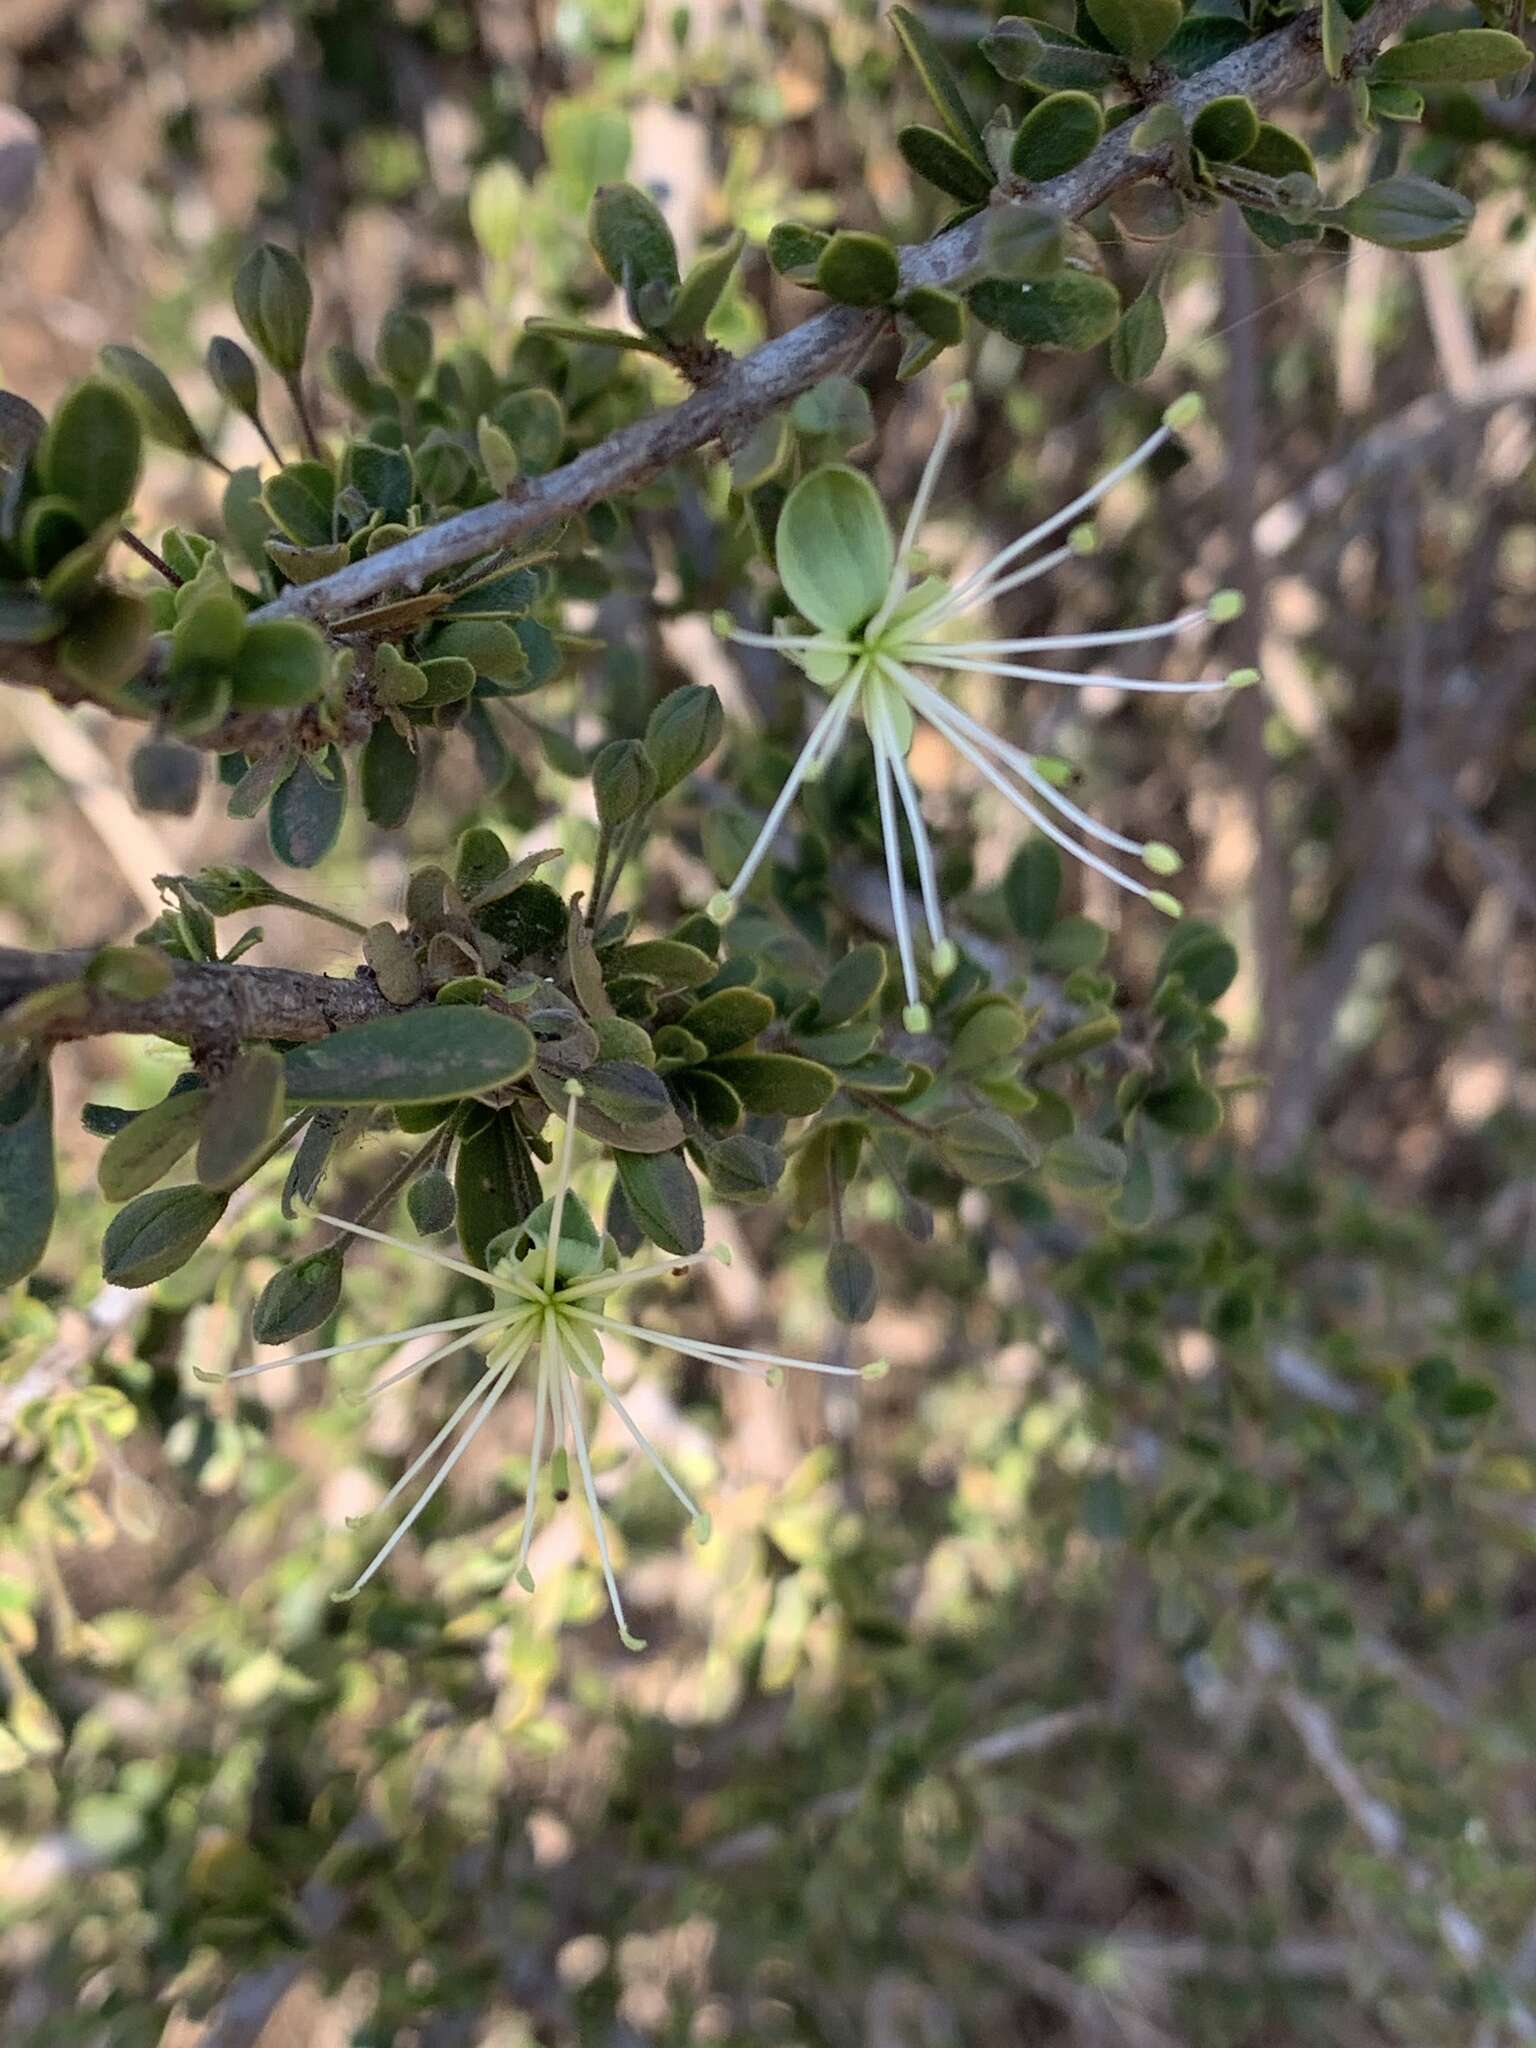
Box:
[709,390,1254,1029]
[220,1083,880,1648]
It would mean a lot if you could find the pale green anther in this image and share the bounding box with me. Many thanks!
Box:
[775,465,894,634]
[902,1002,931,1032]
[1143,842,1183,876]
[711,609,733,637]
[1148,890,1183,918]
[693,1512,713,1543]
[1163,392,1203,431]
[515,1565,535,1592]
[707,890,735,924]
[620,1628,648,1653]
[1207,588,1244,623]
[932,938,959,976]
[860,1358,891,1381]
[1034,755,1073,787]
[1069,521,1097,554]
[1226,667,1261,689]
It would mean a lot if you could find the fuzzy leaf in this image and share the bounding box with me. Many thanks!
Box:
[1009,92,1104,181]
[252,1247,344,1343]
[39,380,142,531]
[967,273,1120,352]
[613,1146,704,1256]
[196,1048,286,1191]
[815,231,900,308]
[282,1007,535,1106]
[707,1052,836,1118]
[0,1058,55,1285]
[101,1184,226,1288]
[97,1088,204,1202]
[268,747,346,869]
[897,125,994,203]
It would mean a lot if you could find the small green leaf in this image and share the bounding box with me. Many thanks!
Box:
[816,231,901,308]
[1044,1132,1127,1194]
[1082,0,1182,65]
[1371,27,1530,84]
[360,718,420,829]
[268,747,346,869]
[1009,93,1104,182]
[897,125,994,204]
[937,1108,1040,1183]
[775,465,893,635]
[252,1246,344,1342]
[589,181,680,315]
[1321,0,1350,79]
[901,285,965,346]
[980,202,1068,282]
[39,380,142,530]
[1110,281,1167,384]
[1330,174,1474,253]
[613,940,715,991]
[666,230,746,339]
[232,243,312,376]
[0,1058,55,1285]
[231,619,330,709]
[455,1107,539,1268]
[980,17,1047,82]
[99,345,210,461]
[1190,95,1260,164]
[101,1184,226,1288]
[97,1090,205,1202]
[816,944,888,1027]
[682,988,775,1058]
[826,1241,877,1324]
[1158,918,1238,1002]
[283,1007,535,1107]
[1038,914,1109,973]
[707,1053,836,1118]
[967,273,1121,352]
[889,5,991,169]
[408,1168,457,1236]
[613,1147,704,1256]
[196,1047,286,1191]
[766,222,831,280]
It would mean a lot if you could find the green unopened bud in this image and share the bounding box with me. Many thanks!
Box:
[99,345,209,461]
[1143,842,1182,876]
[1206,588,1244,623]
[326,344,377,413]
[232,242,312,377]
[207,336,261,418]
[644,683,723,796]
[377,307,433,394]
[592,737,658,829]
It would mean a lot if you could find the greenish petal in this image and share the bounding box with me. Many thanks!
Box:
[776,465,893,636]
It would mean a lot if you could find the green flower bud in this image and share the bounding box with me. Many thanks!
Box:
[592,737,658,829]
[377,307,433,394]
[644,684,723,797]
[206,336,261,419]
[232,242,313,377]
[98,345,209,461]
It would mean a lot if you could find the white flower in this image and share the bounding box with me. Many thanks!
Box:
[709,390,1255,1030]
[219,1083,881,1649]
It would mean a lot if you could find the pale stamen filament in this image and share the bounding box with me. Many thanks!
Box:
[720,667,863,904]
[868,395,964,635]
[559,1336,642,1649]
[918,689,1165,903]
[336,1334,530,1600]
[543,1085,583,1293]
[727,626,857,655]
[573,1308,861,1378]
[870,709,922,1012]
[308,1208,525,1294]
[556,1246,723,1304]
[930,419,1172,624]
[930,607,1207,656]
[888,660,1150,859]
[906,649,1229,694]
[870,679,948,957]
[353,1322,509,1404]
[513,1348,552,1583]
[226,1308,500,1381]
[576,1353,706,1529]
[902,541,1077,636]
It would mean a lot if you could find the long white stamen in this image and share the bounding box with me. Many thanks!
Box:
[574,1309,861,1379]
[309,1208,521,1293]
[336,1336,528,1599]
[727,626,857,655]
[930,608,1206,657]
[355,1321,511,1403]
[513,1347,552,1583]
[903,541,1077,636]
[578,1353,705,1528]
[909,649,1228,694]
[868,395,964,635]
[719,669,862,905]
[870,679,948,957]
[919,689,1164,903]
[871,714,922,1017]
[227,1309,501,1380]
[543,1084,582,1293]
[933,419,1172,623]
[891,661,1149,859]
[556,1245,724,1304]
[559,1333,643,1649]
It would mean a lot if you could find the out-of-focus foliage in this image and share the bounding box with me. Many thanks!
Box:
[1,0,1534,2042]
